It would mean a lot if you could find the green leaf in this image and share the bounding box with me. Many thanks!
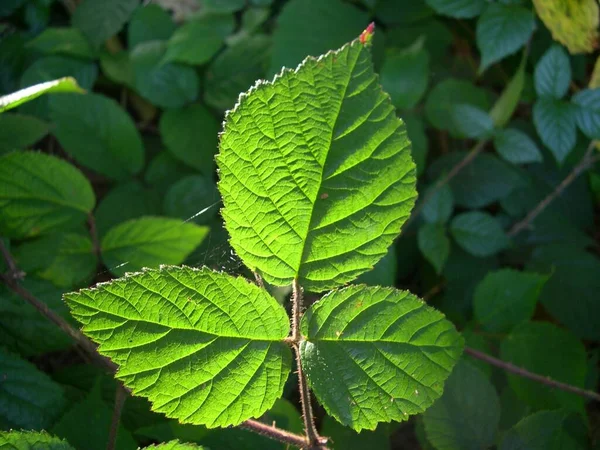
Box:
[218,33,416,291]
[450,211,508,257]
[0,0,27,17]
[499,409,589,450]
[159,104,218,175]
[533,98,577,164]
[534,45,571,99]
[321,415,391,450]
[72,0,138,48]
[500,322,587,412]
[269,0,368,74]
[424,0,486,18]
[26,27,96,60]
[0,278,72,356]
[204,0,245,13]
[354,245,397,287]
[204,35,271,112]
[476,4,535,72]
[145,442,206,450]
[489,53,527,127]
[0,113,49,154]
[164,15,234,65]
[493,128,543,164]
[0,151,95,239]
[128,4,176,48]
[144,151,194,193]
[300,285,463,431]
[163,175,219,225]
[403,114,429,176]
[52,382,137,450]
[0,76,84,113]
[571,88,600,139]
[65,266,292,428]
[14,232,96,288]
[423,361,500,450]
[0,431,74,450]
[99,50,134,87]
[100,217,208,276]
[418,223,450,274]
[422,184,454,224]
[374,0,433,26]
[50,93,144,180]
[380,43,430,110]
[473,269,548,332]
[527,244,600,341]
[450,104,495,139]
[131,41,199,109]
[0,348,67,429]
[424,79,491,137]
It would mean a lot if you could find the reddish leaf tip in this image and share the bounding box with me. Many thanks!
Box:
[359,22,375,45]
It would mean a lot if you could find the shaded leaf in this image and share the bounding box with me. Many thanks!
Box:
[26,27,96,60]
[380,43,429,110]
[128,4,176,48]
[72,0,138,48]
[493,128,543,164]
[422,184,454,224]
[418,223,450,274]
[424,0,486,18]
[450,104,495,139]
[534,45,571,99]
[163,175,219,225]
[0,113,49,154]
[571,88,600,139]
[321,415,391,450]
[450,211,508,257]
[533,97,577,164]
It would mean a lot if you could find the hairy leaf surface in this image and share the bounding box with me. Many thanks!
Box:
[299,285,463,431]
[65,266,291,427]
[218,33,417,291]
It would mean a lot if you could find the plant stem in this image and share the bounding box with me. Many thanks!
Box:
[508,142,600,237]
[107,384,127,450]
[465,347,600,402]
[241,419,326,449]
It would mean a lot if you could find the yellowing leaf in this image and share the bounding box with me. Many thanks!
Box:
[533,0,599,54]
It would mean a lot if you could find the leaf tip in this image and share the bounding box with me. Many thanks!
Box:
[359,22,375,46]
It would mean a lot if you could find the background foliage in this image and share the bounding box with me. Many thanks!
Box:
[1,0,600,449]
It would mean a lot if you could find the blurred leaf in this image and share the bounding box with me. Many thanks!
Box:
[101,217,208,276]
[0,113,49,154]
[159,103,218,175]
[422,184,454,224]
[72,0,138,48]
[50,92,144,179]
[533,0,599,54]
[403,114,429,176]
[0,0,27,17]
[571,88,600,139]
[131,41,199,109]
[450,211,508,257]
[418,222,450,274]
[476,3,535,72]
[527,244,600,341]
[164,14,234,65]
[489,52,527,127]
[473,269,548,332]
[203,0,245,13]
[0,151,95,239]
[99,50,134,87]
[0,348,67,430]
[386,19,453,62]
[450,104,495,139]
[534,45,571,98]
[494,128,543,164]
[128,4,176,48]
[355,245,397,287]
[144,151,194,193]
[0,431,74,449]
[26,27,96,60]
[205,35,271,112]
[2,75,83,114]
[146,442,205,450]
[533,97,577,164]
[500,321,587,412]
[423,361,500,450]
[321,415,391,450]
[424,0,486,18]
[164,175,219,225]
[270,0,367,74]
[380,42,429,110]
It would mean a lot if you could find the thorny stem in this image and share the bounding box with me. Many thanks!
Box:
[0,240,318,449]
[508,142,600,237]
[465,347,600,402]
[107,384,127,450]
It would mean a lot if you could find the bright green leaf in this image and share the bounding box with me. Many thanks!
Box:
[476,4,534,72]
[0,431,74,450]
[450,211,508,257]
[1,76,84,113]
[26,27,96,60]
[128,4,176,48]
[423,361,500,450]
[0,151,95,239]
[0,113,49,154]
[131,41,199,109]
[534,45,571,99]
[422,184,454,224]
[145,442,206,450]
[473,269,548,332]
[418,223,450,274]
[100,217,208,276]
[450,104,495,139]
[72,0,138,48]
[493,128,543,164]
[533,97,577,164]
[424,0,486,18]
[0,348,67,430]
[300,285,463,431]
[159,103,218,175]
[163,175,219,225]
[500,321,587,412]
[65,266,292,428]
[571,88,600,139]
[218,33,417,291]
[50,92,144,179]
